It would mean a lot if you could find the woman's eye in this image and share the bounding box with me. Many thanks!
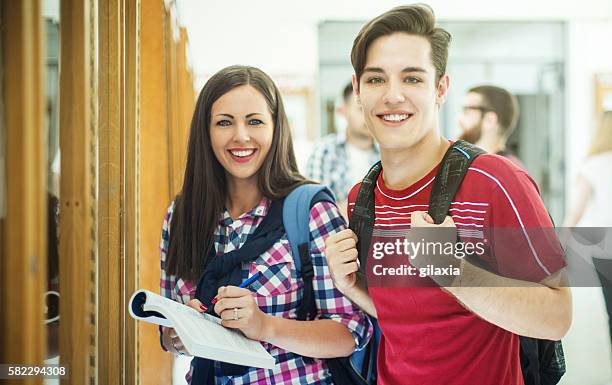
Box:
[248,119,264,126]
[366,77,385,84]
[216,119,231,127]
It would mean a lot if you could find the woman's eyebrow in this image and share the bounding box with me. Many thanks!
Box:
[245,113,265,118]
[214,113,234,118]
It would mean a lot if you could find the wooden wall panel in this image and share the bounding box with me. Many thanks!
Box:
[59,0,96,384]
[177,27,195,160]
[97,0,122,384]
[1,2,46,384]
[138,1,172,383]
[165,9,181,198]
[124,0,140,384]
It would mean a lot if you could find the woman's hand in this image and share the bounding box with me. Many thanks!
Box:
[213,286,270,341]
[162,326,191,356]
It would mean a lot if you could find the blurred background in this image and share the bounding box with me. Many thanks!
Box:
[1,0,611,384]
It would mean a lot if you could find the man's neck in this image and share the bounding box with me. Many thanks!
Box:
[476,134,505,154]
[380,133,450,190]
[346,127,374,151]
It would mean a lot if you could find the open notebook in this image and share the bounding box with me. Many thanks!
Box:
[128,289,275,369]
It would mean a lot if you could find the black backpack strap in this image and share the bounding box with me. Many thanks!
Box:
[428,140,485,224]
[349,161,383,279]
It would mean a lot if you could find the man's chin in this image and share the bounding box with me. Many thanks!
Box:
[377,138,419,152]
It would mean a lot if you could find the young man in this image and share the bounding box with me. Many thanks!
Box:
[324,5,571,385]
[458,84,525,167]
[306,83,379,218]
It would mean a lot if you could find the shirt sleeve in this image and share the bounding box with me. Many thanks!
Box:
[159,201,176,351]
[160,201,177,301]
[305,142,325,182]
[486,168,566,282]
[308,200,373,350]
[346,182,361,221]
[579,156,599,188]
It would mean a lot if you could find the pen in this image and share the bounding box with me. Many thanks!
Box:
[210,271,261,305]
[239,271,261,289]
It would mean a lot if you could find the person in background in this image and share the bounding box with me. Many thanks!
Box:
[458,84,525,168]
[563,110,612,385]
[306,82,378,218]
[158,65,370,385]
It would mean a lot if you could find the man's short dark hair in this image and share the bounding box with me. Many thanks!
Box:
[469,85,519,137]
[351,4,451,86]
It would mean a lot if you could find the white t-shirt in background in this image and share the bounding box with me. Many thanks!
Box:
[346,142,376,190]
[578,151,612,227]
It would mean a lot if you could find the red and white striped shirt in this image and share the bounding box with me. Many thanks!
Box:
[348,153,565,385]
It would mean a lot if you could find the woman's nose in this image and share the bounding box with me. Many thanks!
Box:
[232,122,251,143]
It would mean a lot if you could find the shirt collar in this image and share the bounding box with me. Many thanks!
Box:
[218,197,271,225]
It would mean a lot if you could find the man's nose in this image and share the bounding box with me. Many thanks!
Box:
[383,80,406,105]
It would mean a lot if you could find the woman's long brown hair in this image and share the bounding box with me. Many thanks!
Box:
[165,65,308,282]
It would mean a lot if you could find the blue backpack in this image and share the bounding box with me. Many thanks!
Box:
[283,184,377,385]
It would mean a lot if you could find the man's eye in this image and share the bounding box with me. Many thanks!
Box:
[405,77,421,83]
[248,119,264,125]
[216,120,231,127]
[366,77,385,84]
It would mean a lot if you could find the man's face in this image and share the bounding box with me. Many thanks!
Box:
[354,32,449,151]
[458,92,486,143]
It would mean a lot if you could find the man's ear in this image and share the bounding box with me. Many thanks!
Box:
[482,111,499,131]
[351,74,361,106]
[436,74,450,106]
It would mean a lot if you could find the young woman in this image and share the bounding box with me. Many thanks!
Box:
[159,65,370,384]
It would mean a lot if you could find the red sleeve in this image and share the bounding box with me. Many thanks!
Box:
[485,168,566,282]
[346,182,362,222]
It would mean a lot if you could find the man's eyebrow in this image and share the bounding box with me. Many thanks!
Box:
[362,66,428,74]
[401,66,427,73]
[362,67,385,74]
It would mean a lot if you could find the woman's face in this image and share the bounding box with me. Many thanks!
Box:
[210,85,274,185]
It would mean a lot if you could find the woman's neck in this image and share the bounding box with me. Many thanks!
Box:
[225,176,263,220]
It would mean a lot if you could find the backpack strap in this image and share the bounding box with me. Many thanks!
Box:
[283,183,335,321]
[348,161,383,279]
[428,140,485,224]
[347,142,485,275]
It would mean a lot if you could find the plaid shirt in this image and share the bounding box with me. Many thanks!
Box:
[305,134,379,202]
[160,198,371,385]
